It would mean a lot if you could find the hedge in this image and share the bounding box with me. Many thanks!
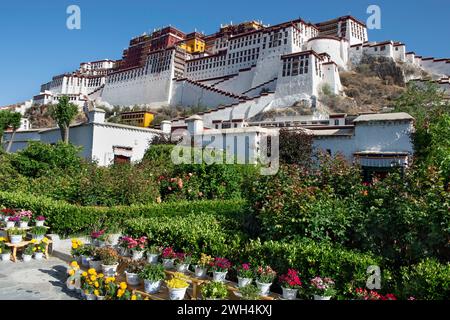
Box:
[123,216,392,299]
[0,191,246,237]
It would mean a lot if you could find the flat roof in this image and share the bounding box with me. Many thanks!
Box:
[353,112,413,123]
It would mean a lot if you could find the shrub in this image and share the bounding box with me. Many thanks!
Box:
[0,191,246,237]
[400,259,450,300]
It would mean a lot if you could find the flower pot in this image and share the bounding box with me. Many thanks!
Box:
[19,221,28,229]
[86,293,96,301]
[34,252,44,260]
[66,279,76,291]
[101,263,119,277]
[6,221,15,229]
[237,277,252,288]
[131,250,144,261]
[194,266,207,278]
[23,254,32,262]
[32,234,45,242]
[146,253,159,264]
[81,255,92,267]
[176,263,190,273]
[282,288,298,300]
[168,287,188,300]
[1,253,11,262]
[9,235,23,244]
[96,296,105,301]
[144,279,162,294]
[35,220,45,227]
[212,271,228,283]
[256,281,272,296]
[125,272,141,286]
[162,258,175,269]
[89,260,102,272]
[314,295,332,301]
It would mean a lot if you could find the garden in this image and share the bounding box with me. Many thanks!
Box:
[0,83,449,300]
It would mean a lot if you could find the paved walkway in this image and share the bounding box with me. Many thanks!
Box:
[0,257,78,300]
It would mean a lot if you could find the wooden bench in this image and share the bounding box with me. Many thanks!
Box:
[4,239,52,262]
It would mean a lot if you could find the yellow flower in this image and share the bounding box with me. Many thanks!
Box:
[94,290,99,296]
[42,237,49,244]
[131,295,137,300]
[166,278,189,289]
[94,281,99,288]
[70,261,79,268]
[117,289,124,298]
[119,282,127,290]
[30,239,37,244]
[32,248,36,251]
[88,268,96,275]
[90,275,97,282]
[98,273,104,278]
[0,237,6,242]
[68,270,75,276]
[72,243,78,249]
[82,272,88,277]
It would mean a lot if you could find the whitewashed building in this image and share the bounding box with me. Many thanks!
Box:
[2,109,161,166]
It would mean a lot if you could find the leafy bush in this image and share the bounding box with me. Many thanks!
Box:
[400,259,450,300]
[0,191,246,237]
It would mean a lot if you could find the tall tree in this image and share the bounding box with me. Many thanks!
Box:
[49,96,79,143]
[0,110,22,152]
[5,111,21,153]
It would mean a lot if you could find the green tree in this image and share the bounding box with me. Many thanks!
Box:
[49,96,79,143]
[0,110,22,152]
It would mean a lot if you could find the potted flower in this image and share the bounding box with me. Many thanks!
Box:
[88,248,102,272]
[66,261,81,291]
[17,210,33,228]
[0,237,11,262]
[239,284,261,300]
[1,208,15,222]
[166,272,190,300]
[279,269,302,300]
[122,236,147,260]
[22,244,34,262]
[124,260,144,286]
[117,236,131,257]
[98,247,120,277]
[138,263,166,294]
[70,239,84,263]
[81,268,99,300]
[255,265,277,296]
[6,216,18,229]
[175,252,192,273]
[146,244,161,264]
[91,230,108,247]
[7,228,25,244]
[161,247,177,269]
[94,275,107,300]
[35,216,46,227]
[201,281,228,300]
[210,257,232,283]
[236,263,254,288]
[33,239,47,260]
[194,253,213,278]
[30,226,47,241]
[310,277,336,300]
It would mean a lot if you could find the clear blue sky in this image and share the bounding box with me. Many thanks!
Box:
[0,0,449,106]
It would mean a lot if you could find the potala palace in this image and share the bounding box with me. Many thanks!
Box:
[2,15,449,173]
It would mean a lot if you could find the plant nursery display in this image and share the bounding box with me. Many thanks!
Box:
[0,237,12,261]
[236,263,254,288]
[310,277,337,300]
[201,281,229,300]
[279,269,303,300]
[175,252,192,273]
[146,245,161,264]
[138,263,165,294]
[97,247,120,276]
[30,226,47,241]
[194,253,213,278]
[239,284,261,300]
[210,257,232,282]
[7,227,25,244]
[161,247,177,269]
[166,272,190,300]
[35,215,46,227]
[255,265,277,296]
[124,260,144,286]
[22,244,35,262]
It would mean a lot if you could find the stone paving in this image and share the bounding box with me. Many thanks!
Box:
[0,257,78,300]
